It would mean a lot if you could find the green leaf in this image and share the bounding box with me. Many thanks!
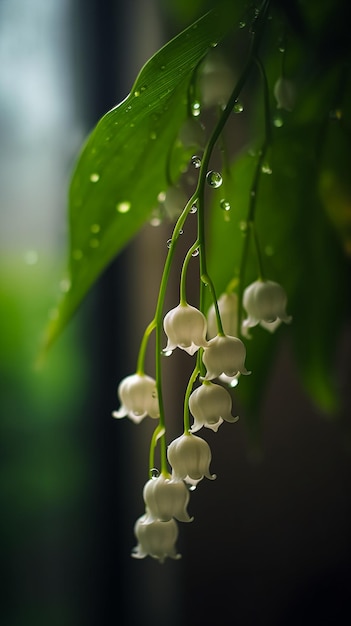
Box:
[43,7,237,353]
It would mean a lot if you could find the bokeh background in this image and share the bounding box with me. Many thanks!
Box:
[1,1,350,625]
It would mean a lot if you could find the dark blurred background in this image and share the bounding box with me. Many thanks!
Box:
[1,0,350,625]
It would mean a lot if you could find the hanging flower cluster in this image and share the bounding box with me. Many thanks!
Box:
[111,5,292,563]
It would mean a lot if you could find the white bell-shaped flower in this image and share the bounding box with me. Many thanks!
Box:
[163,303,209,356]
[189,381,239,433]
[163,185,187,220]
[274,77,296,112]
[202,334,251,380]
[132,515,181,563]
[112,373,159,423]
[143,473,193,523]
[207,292,238,339]
[167,433,216,483]
[242,279,292,337]
[199,50,235,108]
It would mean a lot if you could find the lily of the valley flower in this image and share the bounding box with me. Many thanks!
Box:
[202,335,251,380]
[242,279,292,337]
[163,303,209,356]
[132,515,181,563]
[207,292,238,339]
[273,77,296,112]
[112,373,159,423]
[167,433,216,483]
[189,381,239,433]
[143,473,193,522]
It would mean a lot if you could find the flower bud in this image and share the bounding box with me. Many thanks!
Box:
[207,292,238,339]
[274,77,296,112]
[189,381,239,433]
[132,515,181,563]
[242,279,292,337]
[143,474,193,522]
[167,433,216,483]
[163,303,209,355]
[112,373,159,423]
[202,335,250,380]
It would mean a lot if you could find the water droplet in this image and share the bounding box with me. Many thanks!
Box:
[191,101,201,117]
[191,247,199,257]
[90,223,101,234]
[60,278,71,293]
[161,349,173,357]
[187,483,197,492]
[160,65,166,71]
[150,131,157,140]
[239,220,248,233]
[116,201,131,214]
[233,101,244,113]
[150,468,160,478]
[90,173,100,183]
[166,239,172,248]
[250,190,256,197]
[273,115,283,128]
[150,217,161,227]
[239,20,246,28]
[157,191,166,202]
[24,250,38,265]
[134,90,140,97]
[179,229,184,235]
[220,199,231,211]
[261,163,272,175]
[125,105,132,112]
[206,170,223,188]
[191,155,202,169]
[72,249,83,261]
[140,85,147,92]
[89,238,100,248]
[229,377,239,388]
[210,41,218,48]
[190,203,198,214]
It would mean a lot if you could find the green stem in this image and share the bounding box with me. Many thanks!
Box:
[183,365,200,433]
[136,319,156,375]
[180,240,200,304]
[237,55,271,335]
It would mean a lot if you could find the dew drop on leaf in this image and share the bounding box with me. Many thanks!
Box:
[72,249,83,261]
[89,238,100,248]
[90,223,101,234]
[116,201,131,214]
[206,170,223,188]
[166,239,172,248]
[90,173,100,183]
[191,101,201,117]
[191,247,199,257]
[191,155,201,168]
[261,163,272,174]
[190,203,198,214]
[233,101,244,113]
[220,199,231,211]
[273,115,283,128]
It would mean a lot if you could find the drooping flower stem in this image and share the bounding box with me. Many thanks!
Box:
[136,319,156,375]
[183,365,200,433]
[180,239,200,305]
[237,55,271,335]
